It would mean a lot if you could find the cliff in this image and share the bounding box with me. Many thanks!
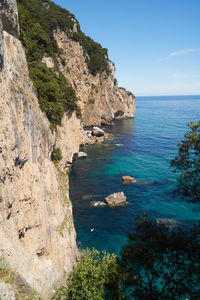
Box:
[0,0,135,297]
[0,0,78,296]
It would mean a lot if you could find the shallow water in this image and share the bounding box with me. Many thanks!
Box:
[69,95,200,254]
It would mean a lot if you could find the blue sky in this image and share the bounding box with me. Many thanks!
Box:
[54,0,200,96]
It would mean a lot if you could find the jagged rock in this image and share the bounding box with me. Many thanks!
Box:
[104,192,127,206]
[92,127,105,137]
[122,176,136,184]
[78,152,87,158]
[91,201,106,207]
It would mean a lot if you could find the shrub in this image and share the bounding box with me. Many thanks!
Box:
[88,98,95,105]
[53,248,120,300]
[51,148,62,163]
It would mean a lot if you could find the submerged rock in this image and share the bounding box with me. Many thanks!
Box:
[122,176,136,184]
[156,218,181,228]
[91,201,106,207]
[104,192,127,206]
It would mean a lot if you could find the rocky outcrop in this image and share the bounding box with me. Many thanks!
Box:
[104,192,127,206]
[0,2,78,297]
[54,29,135,126]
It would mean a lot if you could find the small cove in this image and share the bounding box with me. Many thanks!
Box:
[69,95,200,254]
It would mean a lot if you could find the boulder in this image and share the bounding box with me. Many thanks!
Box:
[104,192,127,206]
[78,152,87,158]
[122,176,136,184]
[92,126,105,137]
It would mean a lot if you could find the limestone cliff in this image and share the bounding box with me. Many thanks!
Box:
[0,1,78,297]
[55,29,135,126]
[0,0,135,297]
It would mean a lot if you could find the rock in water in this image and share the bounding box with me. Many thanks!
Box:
[122,176,136,183]
[156,218,181,228]
[92,127,105,137]
[104,192,127,206]
[78,152,87,158]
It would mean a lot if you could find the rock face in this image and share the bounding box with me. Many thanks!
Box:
[54,29,135,126]
[0,0,19,38]
[104,192,127,206]
[0,281,15,300]
[0,2,78,297]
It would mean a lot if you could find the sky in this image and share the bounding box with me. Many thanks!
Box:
[54,0,200,96]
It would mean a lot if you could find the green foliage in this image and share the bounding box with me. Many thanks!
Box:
[88,98,95,105]
[170,121,200,202]
[53,248,121,300]
[73,32,111,76]
[51,148,62,163]
[119,215,200,299]
[17,0,81,129]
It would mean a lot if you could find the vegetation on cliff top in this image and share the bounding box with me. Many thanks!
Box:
[17,0,83,129]
[17,0,111,128]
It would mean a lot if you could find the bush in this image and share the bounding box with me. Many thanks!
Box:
[53,248,120,300]
[51,148,62,163]
[88,98,95,105]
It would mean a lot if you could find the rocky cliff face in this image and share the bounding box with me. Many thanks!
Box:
[0,1,78,297]
[55,29,135,126]
[0,0,135,297]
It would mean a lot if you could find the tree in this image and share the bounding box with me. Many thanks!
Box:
[170,121,200,202]
[119,215,200,300]
[53,248,121,300]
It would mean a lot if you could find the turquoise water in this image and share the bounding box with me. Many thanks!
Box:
[69,95,200,254]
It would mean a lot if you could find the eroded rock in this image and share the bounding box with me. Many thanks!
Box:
[104,192,127,206]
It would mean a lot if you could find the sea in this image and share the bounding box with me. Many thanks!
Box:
[69,95,200,255]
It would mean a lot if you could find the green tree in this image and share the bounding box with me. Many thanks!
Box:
[53,248,121,300]
[170,121,200,202]
[119,216,200,300]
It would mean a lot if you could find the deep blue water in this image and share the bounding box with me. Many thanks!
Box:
[69,95,200,254]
